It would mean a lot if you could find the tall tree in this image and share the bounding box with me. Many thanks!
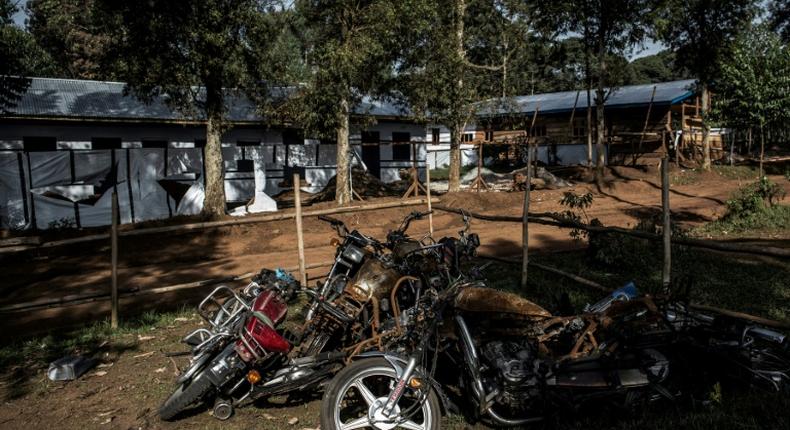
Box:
[296,0,426,205]
[769,0,790,42]
[714,25,790,176]
[1,0,58,112]
[626,49,691,84]
[656,0,757,170]
[27,0,113,80]
[533,1,657,179]
[401,0,529,192]
[100,0,276,217]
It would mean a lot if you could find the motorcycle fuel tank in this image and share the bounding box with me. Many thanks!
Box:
[455,286,552,319]
[345,258,401,302]
[238,289,291,360]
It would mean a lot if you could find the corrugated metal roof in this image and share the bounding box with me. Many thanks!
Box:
[5,77,409,122]
[479,79,697,116]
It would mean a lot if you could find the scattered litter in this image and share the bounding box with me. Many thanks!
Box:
[92,371,108,377]
[100,417,113,425]
[138,335,156,341]
[154,367,166,373]
[288,417,299,425]
[47,356,97,381]
[96,362,114,369]
[263,413,275,420]
[98,340,109,348]
[174,317,189,322]
[133,351,155,359]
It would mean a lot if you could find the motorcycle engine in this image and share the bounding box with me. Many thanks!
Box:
[481,340,541,410]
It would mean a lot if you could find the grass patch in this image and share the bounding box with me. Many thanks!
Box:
[0,307,193,374]
[712,165,760,180]
[695,177,789,236]
[698,204,790,236]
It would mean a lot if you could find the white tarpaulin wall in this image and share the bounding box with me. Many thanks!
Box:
[0,148,206,230]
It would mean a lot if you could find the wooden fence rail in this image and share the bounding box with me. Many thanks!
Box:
[433,205,790,259]
[0,197,439,255]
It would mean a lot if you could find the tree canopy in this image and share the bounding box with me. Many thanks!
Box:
[99,0,282,216]
[1,0,58,112]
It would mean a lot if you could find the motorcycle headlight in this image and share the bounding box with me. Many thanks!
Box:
[342,245,365,263]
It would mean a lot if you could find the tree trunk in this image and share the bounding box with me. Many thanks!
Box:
[203,95,227,218]
[700,83,711,170]
[585,46,593,170]
[759,122,765,178]
[594,37,606,182]
[335,97,352,206]
[448,124,462,192]
[447,0,466,192]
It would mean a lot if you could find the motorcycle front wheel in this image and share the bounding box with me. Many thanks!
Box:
[320,357,441,430]
[159,370,214,420]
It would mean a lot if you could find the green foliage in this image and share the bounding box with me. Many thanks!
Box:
[291,0,423,136]
[557,191,594,240]
[726,177,786,215]
[627,49,692,85]
[27,0,111,80]
[713,25,790,131]
[700,178,789,234]
[655,0,757,85]
[0,0,59,112]
[769,0,790,42]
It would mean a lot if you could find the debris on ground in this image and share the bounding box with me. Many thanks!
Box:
[511,166,573,190]
[312,168,403,202]
[47,356,97,381]
[458,166,572,191]
[288,416,299,425]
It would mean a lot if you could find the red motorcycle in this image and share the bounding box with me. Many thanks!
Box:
[160,211,442,421]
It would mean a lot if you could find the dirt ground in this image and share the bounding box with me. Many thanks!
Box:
[1,165,788,429]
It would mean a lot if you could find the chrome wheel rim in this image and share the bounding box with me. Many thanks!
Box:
[332,365,432,430]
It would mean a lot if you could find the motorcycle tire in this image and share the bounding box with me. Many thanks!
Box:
[320,357,441,430]
[159,372,214,421]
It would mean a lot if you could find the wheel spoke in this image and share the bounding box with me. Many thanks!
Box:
[340,416,370,430]
[351,379,378,407]
[399,419,425,430]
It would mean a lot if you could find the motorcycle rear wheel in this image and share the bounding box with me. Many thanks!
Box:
[321,357,441,430]
[159,372,214,421]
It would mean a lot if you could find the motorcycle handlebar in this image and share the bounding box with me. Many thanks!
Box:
[318,215,344,226]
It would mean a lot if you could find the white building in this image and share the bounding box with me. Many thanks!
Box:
[0,78,430,230]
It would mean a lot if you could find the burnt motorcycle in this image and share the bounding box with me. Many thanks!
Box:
[159,210,465,421]
[320,281,790,429]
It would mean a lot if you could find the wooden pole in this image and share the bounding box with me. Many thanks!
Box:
[521,145,533,289]
[568,90,580,141]
[661,157,671,291]
[293,173,307,286]
[636,86,657,165]
[110,191,119,329]
[426,166,434,236]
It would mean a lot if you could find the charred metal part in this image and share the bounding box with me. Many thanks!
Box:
[391,276,420,332]
[454,286,552,318]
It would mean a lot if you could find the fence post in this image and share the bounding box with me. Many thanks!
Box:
[521,145,533,289]
[661,157,671,291]
[294,174,307,286]
[111,191,119,329]
[426,166,434,236]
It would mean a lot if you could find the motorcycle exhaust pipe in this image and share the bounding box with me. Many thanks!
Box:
[455,315,486,405]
